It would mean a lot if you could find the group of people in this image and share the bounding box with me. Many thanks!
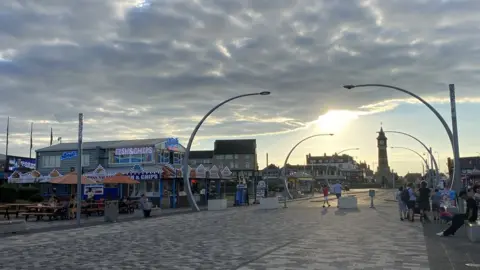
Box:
[396,181,479,237]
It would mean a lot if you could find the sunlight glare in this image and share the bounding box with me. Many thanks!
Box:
[315,110,359,133]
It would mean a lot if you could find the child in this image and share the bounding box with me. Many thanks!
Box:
[439,207,453,224]
[322,184,331,208]
[396,186,407,221]
[431,189,441,221]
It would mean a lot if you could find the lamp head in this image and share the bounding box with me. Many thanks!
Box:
[343,85,355,90]
[329,133,334,136]
[259,91,271,96]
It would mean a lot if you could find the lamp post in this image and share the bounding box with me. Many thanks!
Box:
[337,148,360,155]
[183,91,271,212]
[343,84,461,192]
[391,146,430,181]
[384,130,439,188]
[282,133,334,208]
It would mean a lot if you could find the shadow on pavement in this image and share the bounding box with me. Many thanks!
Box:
[334,208,361,216]
[423,222,480,269]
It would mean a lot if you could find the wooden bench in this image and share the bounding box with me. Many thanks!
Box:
[0,220,27,234]
[20,212,55,221]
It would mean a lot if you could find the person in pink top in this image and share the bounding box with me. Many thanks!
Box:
[322,184,331,208]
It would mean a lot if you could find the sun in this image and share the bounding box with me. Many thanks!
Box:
[315,110,360,133]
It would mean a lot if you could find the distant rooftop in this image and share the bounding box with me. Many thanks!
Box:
[214,139,256,155]
[36,138,172,153]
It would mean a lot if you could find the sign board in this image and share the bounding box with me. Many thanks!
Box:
[209,165,220,179]
[128,172,160,181]
[369,189,376,197]
[61,151,78,161]
[84,184,104,195]
[166,138,179,151]
[115,147,153,156]
[195,164,206,178]
[256,180,266,199]
[5,156,36,172]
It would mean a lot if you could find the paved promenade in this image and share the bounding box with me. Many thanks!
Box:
[1,190,430,270]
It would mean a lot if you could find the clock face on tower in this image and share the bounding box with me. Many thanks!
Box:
[379,140,385,146]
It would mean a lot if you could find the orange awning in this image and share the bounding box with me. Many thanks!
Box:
[103,173,139,184]
[50,172,97,185]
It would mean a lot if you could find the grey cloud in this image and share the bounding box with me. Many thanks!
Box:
[1,0,480,155]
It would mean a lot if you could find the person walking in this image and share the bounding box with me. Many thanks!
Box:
[396,186,407,221]
[405,183,417,222]
[417,181,431,223]
[332,181,342,208]
[437,190,478,237]
[139,194,152,218]
[322,184,331,208]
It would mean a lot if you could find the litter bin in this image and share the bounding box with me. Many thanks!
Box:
[104,200,119,222]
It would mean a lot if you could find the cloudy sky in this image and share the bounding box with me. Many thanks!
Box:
[1,0,480,175]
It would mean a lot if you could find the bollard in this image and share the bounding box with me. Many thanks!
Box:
[369,189,375,208]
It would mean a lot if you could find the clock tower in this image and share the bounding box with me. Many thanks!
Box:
[376,127,392,187]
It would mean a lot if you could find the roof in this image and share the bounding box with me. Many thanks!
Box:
[36,138,171,153]
[377,127,387,140]
[214,139,256,155]
[189,150,214,159]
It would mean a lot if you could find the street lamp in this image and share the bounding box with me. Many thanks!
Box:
[183,91,271,212]
[282,133,334,208]
[384,130,439,188]
[343,84,461,192]
[337,148,360,155]
[391,146,430,179]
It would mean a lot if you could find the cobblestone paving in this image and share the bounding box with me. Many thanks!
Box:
[1,190,430,270]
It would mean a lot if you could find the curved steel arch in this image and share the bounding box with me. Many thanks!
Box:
[344,84,460,191]
[282,133,333,201]
[385,130,439,187]
[391,146,430,173]
[183,92,271,212]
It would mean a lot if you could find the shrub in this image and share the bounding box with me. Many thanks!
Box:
[28,193,45,203]
[17,186,40,201]
[0,185,17,203]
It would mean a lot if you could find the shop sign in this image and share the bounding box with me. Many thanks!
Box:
[115,147,153,156]
[6,156,36,172]
[84,184,104,195]
[166,138,179,151]
[129,172,160,181]
[61,151,78,161]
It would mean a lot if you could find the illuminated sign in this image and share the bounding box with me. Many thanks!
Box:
[166,138,179,151]
[6,156,36,172]
[61,151,78,161]
[115,147,153,156]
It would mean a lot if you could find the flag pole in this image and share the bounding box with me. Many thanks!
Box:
[29,122,33,158]
[50,127,53,146]
[5,117,9,157]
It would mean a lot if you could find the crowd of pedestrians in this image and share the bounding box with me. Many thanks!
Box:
[396,181,479,237]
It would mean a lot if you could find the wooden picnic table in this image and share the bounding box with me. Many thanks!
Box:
[22,205,66,221]
[1,203,35,220]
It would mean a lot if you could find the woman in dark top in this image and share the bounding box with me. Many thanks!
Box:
[417,181,431,222]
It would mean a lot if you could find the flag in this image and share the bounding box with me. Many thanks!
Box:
[5,116,9,156]
[50,127,53,146]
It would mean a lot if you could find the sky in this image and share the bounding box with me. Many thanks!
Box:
[1,0,480,176]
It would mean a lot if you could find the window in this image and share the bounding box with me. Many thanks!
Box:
[82,154,90,167]
[225,155,233,159]
[190,160,197,165]
[109,150,154,165]
[245,161,251,169]
[230,162,234,168]
[215,155,224,160]
[245,155,250,160]
[234,154,239,159]
[42,156,60,168]
[173,152,184,165]
[158,150,170,164]
[203,159,211,164]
